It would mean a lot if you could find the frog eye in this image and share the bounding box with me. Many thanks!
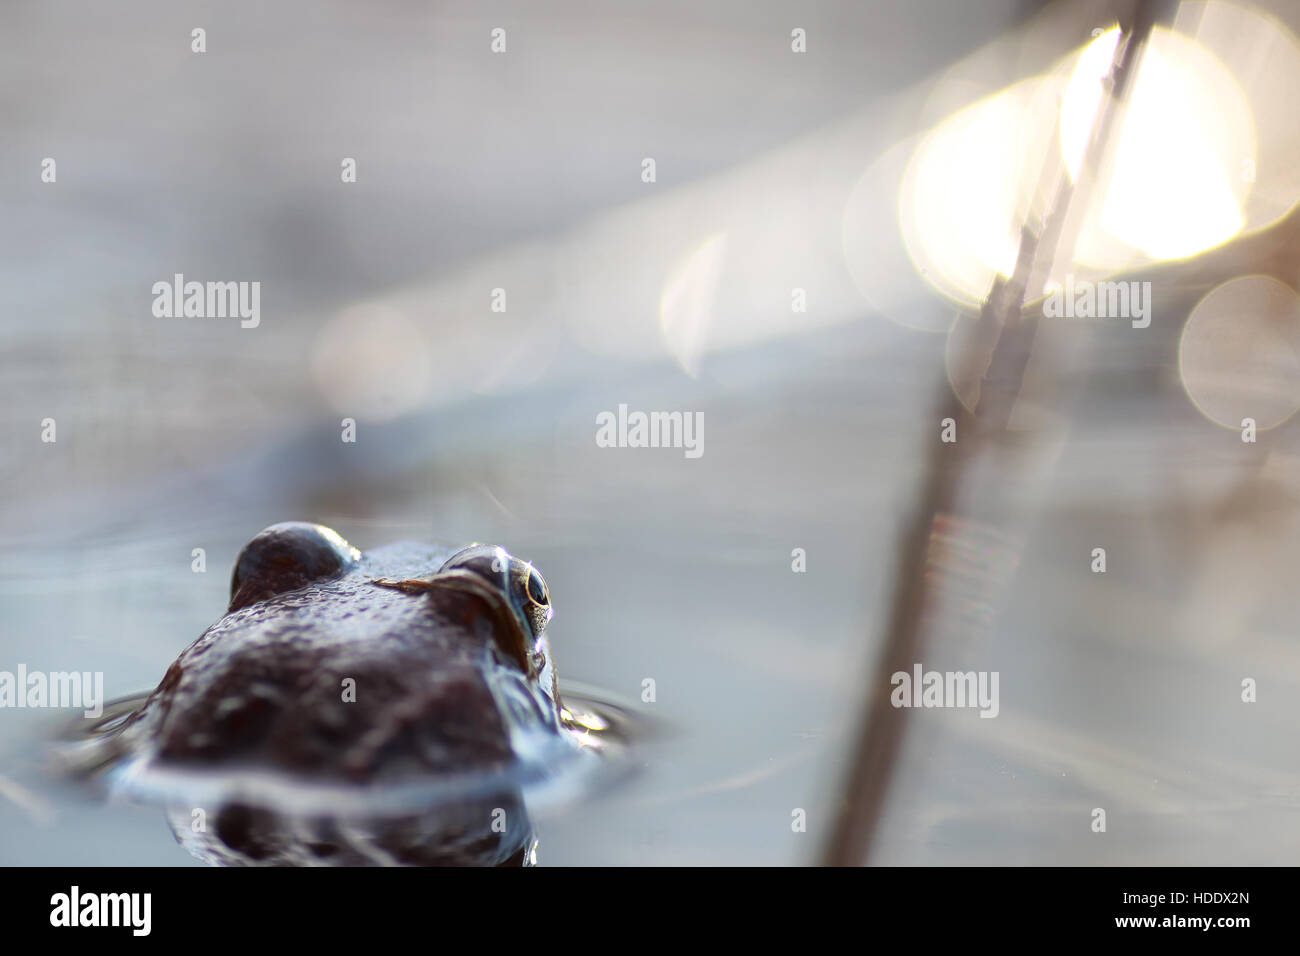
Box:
[229,522,360,612]
[509,563,553,639]
[438,545,511,589]
[440,545,553,638]
[524,567,549,608]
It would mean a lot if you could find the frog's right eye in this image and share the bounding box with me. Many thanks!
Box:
[440,545,553,642]
[437,545,511,591]
[229,522,360,612]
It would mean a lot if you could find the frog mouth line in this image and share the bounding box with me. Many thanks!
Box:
[370,570,535,676]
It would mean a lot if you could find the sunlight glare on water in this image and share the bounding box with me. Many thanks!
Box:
[1059,26,1253,264]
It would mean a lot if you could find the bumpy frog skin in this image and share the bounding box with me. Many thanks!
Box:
[111,522,570,866]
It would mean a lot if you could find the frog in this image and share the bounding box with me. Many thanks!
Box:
[97,521,574,866]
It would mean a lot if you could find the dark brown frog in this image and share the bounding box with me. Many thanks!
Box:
[102,522,572,865]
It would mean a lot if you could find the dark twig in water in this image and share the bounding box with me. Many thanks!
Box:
[821,1,1169,866]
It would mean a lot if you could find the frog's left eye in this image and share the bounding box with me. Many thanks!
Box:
[229,522,360,612]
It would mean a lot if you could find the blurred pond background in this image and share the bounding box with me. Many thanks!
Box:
[3,0,1300,864]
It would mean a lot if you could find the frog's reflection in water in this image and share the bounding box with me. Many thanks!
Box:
[164,789,538,866]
